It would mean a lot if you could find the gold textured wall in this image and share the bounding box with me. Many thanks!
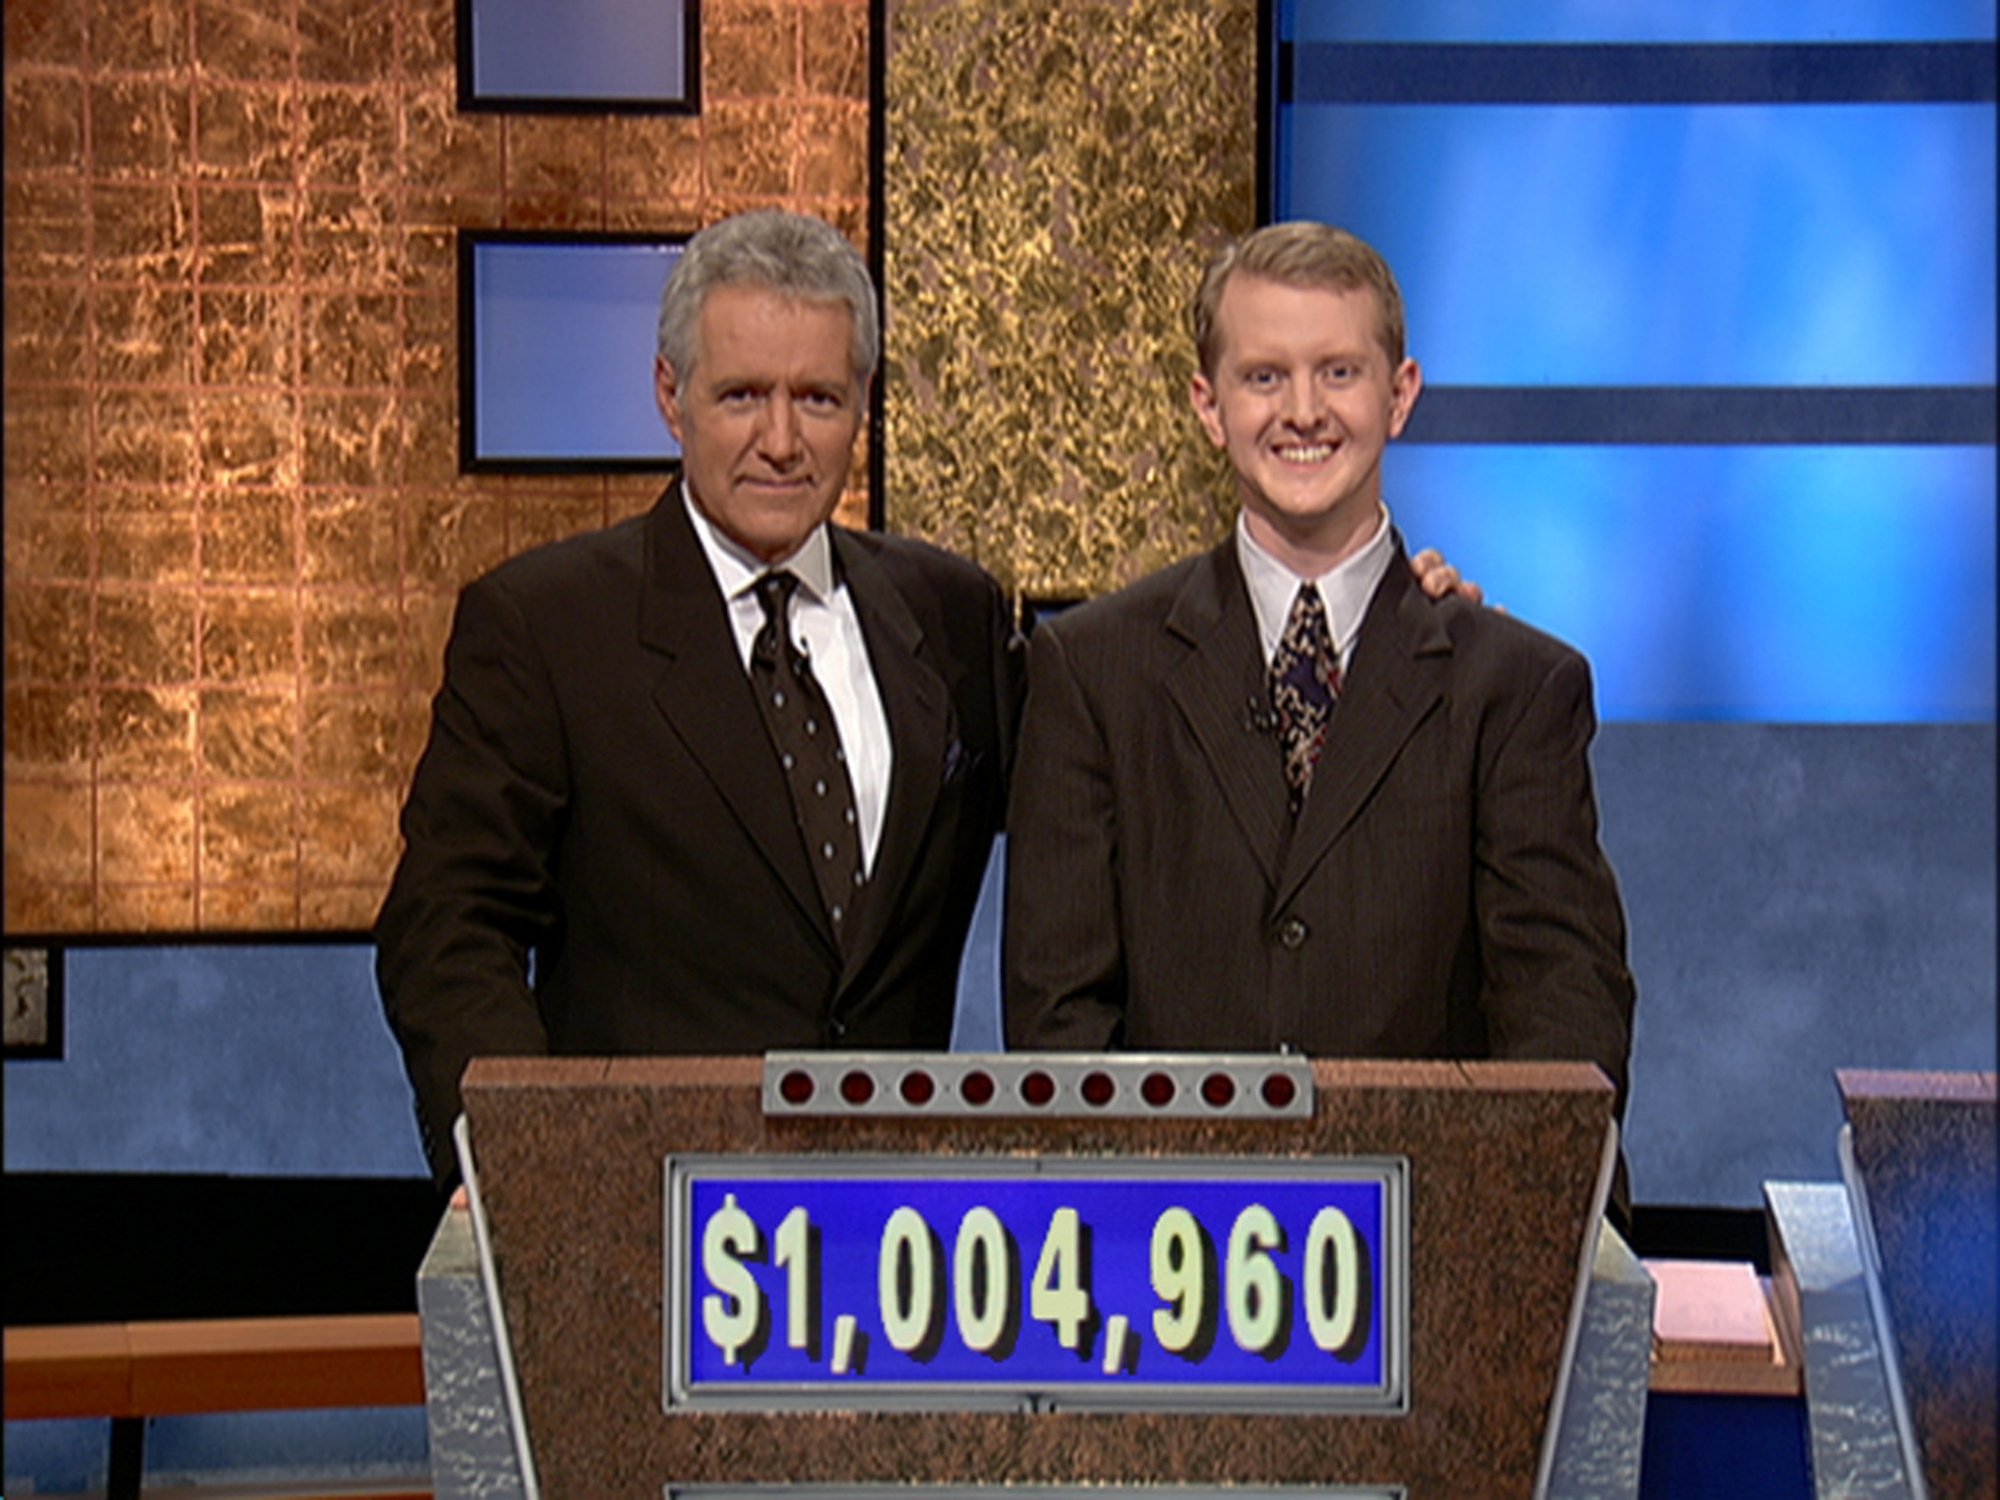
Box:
[882,0,1257,597]
[3,0,872,933]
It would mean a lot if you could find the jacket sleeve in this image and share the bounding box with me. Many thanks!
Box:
[1471,647,1637,1117]
[375,573,567,1183]
[1001,620,1127,1050]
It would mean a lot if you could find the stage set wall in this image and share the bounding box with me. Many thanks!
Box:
[5,0,1995,1294]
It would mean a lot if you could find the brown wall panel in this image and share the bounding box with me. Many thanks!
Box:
[4,0,876,933]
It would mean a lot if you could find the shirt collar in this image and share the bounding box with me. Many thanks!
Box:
[1235,503,1396,665]
[682,486,838,606]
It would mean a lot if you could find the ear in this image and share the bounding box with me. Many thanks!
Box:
[1387,358,1423,439]
[655,356,687,445]
[1190,371,1227,450]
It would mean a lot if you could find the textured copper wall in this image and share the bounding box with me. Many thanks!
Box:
[4,0,873,933]
[881,0,1257,598]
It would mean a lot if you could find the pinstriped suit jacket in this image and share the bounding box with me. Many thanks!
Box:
[1003,534,1635,1119]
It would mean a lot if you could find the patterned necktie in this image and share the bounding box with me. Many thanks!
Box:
[1269,583,1342,806]
[750,571,865,947]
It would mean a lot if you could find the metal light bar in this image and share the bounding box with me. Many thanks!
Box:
[761,1053,1315,1120]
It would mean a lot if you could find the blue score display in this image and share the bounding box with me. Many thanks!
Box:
[665,1156,1408,1411]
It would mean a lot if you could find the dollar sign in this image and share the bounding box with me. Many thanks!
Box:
[702,1192,765,1366]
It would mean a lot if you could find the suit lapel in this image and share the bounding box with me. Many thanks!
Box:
[830,528,951,986]
[1163,543,1293,888]
[1275,545,1451,910]
[639,496,834,952]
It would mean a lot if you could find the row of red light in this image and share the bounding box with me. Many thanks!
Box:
[774,1064,1301,1112]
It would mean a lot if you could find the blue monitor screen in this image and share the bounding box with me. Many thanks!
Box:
[464,0,693,107]
[463,234,684,470]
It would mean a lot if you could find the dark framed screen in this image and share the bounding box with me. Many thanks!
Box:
[458,0,700,112]
[459,231,687,473]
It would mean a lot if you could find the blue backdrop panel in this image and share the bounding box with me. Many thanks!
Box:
[1602,722,1997,1205]
[1385,445,1996,722]
[3,944,428,1179]
[1280,103,1995,389]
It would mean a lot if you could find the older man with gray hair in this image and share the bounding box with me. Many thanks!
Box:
[377,210,1023,1183]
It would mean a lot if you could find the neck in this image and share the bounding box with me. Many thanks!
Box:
[1242,498,1383,580]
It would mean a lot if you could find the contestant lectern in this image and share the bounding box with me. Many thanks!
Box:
[427,1054,1640,1498]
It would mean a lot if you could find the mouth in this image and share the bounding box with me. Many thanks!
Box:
[1273,441,1338,464]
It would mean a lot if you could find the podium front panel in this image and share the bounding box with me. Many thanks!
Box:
[459,1055,1615,1498]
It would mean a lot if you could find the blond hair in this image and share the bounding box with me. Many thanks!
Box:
[1191,221,1407,375]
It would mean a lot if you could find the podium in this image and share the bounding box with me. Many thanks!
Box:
[420,1055,1644,1498]
[1760,1069,1995,1500]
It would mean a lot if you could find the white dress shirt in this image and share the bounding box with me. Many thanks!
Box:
[684,491,893,872]
[1235,503,1398,674]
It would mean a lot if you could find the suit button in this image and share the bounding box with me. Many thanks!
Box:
[1278,916,1309,950]
[828,1018,849,1041]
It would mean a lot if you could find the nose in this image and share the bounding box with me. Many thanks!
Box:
[1281,378,1324,431]
[758,393,803,462]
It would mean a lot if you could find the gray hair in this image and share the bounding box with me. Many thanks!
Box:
[656,210,880,388]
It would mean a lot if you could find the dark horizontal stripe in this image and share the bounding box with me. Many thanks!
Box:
[1285,42,1999,105]
[8,1172,444,1323]
[1402,386,1998,445]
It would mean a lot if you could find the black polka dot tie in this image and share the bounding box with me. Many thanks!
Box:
[751,571,866,948]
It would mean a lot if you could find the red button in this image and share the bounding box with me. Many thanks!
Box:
[839,1069,876,1105]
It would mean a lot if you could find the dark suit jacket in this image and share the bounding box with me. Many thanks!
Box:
[1003,534,1634,1117]
[377,492,1022,1179]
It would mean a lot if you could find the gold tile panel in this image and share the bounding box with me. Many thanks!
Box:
[5,687,95,777]
[300,591,403,687]
[5,585,93,682]
[296,0,400,87]
[89,77,192,179]
[92,0,192,73]
[96,686,197,779]
[5,70,85,173]
[198,687,297,780]
[95,589,198,685]
[883,0,1257,598]
[6,178,92,278]
[3,782,94,884]
[5,0,85,67]
[197,288,299,385]
[802,2,870,99]
[199,782,299,884]
[98,782,196,884]
[301,88,400,189]
[196,83,303,179]
[194,1,300,84]
[708,0,798,100]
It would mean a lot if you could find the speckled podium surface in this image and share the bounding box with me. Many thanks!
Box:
[453,1056,1618,1498]
[1837,1069,1998,1499]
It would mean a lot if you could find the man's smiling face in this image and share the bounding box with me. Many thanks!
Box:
[655,282,866,564]
[1191,273,1422,567]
